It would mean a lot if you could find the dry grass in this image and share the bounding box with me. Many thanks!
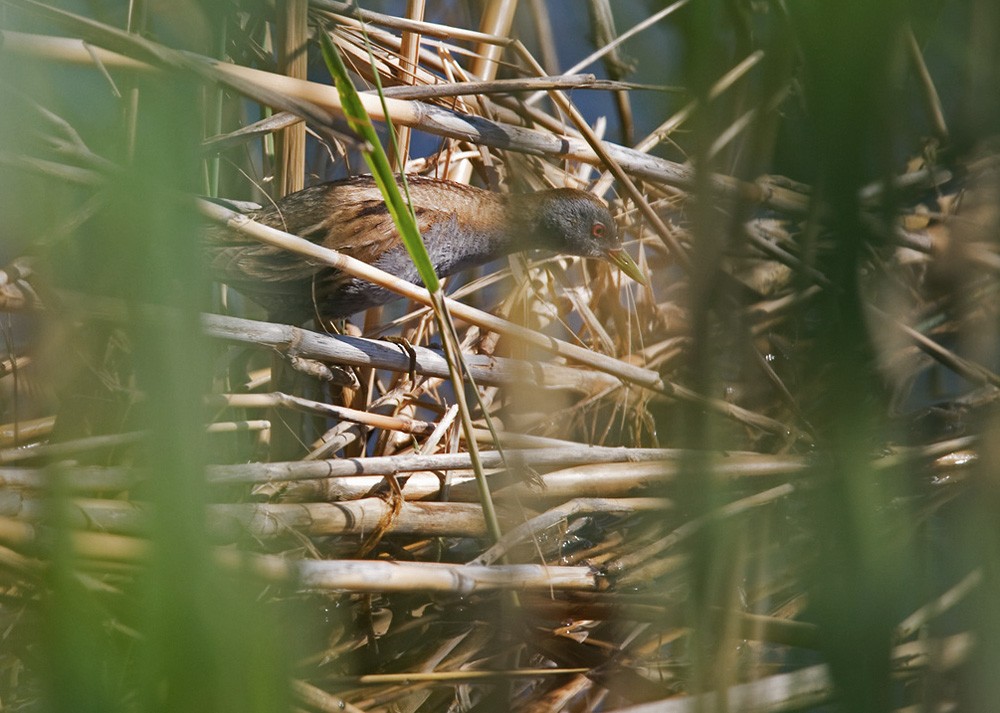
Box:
[0,1,998,712]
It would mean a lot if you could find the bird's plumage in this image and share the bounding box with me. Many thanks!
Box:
[207,175,641,320]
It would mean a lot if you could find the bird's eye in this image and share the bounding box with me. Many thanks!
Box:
[591,222,606,239]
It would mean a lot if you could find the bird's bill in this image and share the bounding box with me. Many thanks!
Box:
[605,248,648,285]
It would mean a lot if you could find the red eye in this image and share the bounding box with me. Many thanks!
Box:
[592,222,606,239]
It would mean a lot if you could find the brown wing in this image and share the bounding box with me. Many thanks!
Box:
[295,175,504,270]
[305,199,470,303]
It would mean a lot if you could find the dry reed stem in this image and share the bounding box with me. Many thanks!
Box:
[1,30,811,211]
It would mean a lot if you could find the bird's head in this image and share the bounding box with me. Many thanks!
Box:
[525,188,646,284]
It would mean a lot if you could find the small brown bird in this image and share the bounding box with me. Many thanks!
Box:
[208,175,645,320]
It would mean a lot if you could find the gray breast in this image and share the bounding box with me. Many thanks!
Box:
[316,214,511,318]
